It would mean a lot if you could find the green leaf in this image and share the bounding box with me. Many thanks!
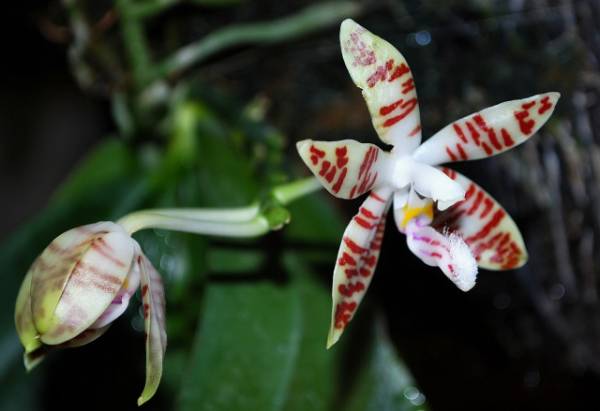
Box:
[178,281,302,411]
[343,319,428,411]
[207,247,266,274]
[281,254,336,411]
[285,193,344,244]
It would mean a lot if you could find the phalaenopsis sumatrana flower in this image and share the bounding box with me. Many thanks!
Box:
[13,173,316,405]
[15,222,166,406]
[296,19,560,347]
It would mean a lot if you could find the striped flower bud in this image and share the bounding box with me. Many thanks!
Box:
[15,221,166,405]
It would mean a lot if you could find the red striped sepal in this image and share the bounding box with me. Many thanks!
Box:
[297,139,391,199]
[137,252,167,406]
[327,187,392,348]
[22,222,136,346]
[434,168,528,270]
[340,19,422,153]
[412,93,560,165]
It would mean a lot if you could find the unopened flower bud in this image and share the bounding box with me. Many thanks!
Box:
[15,221,166,405]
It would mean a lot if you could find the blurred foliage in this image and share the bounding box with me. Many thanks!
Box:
[0,2,426,408]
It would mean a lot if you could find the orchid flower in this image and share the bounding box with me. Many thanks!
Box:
[296,19,559,348]
[14,177,320,405]
[15,222,166,406]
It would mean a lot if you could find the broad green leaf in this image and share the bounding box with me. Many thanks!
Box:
[285,193,345,244]
[281,254,336,411]
[207,247,266,274]
[343,319,428,411]
[178,281,301,411]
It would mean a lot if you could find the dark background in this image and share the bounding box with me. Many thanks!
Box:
[2,1,600,410]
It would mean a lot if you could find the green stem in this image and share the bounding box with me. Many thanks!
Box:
[117,176,323,236]
[128,0,181,19]
[272,176,322,205]
[149,1,360,82]
[118,210,268,237]
[117,204,261,234]
[116,0,152,88]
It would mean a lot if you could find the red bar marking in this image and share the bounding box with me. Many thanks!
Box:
[481,142,493,155]
[441,167,457,180]
[335,146,348,168]
[345,268,358,278]
[453,123,467,143]
[370,192,386,202]
[354,216,375,229]
[332,167,347,193]
[473,114,502,151]
[515,104,536,135]
[338,281,365,297]
[338,252,356,266]
[379,99,404,116]
[334,301,357,329]
[382,99,418,127]
[522,101,535,109]
[91,238,126,268]
[430,252,443,259]
[325,165,337,183]
[389,63,409,82]
[500,128,514,147]
[467,191,484,215]
[344,237,368,254]
[360,207,378,219]
[367,63,389,88]
[310,145,325,157]
[446,146,458,161]
[358,147,376,179]
[480,198,494,218]
[359,267,372,277]
[319,160,330,176]
[466,209,506,243]
[349,186,357,198]
[456,143,468,160]
[361,254,377,267]
[466,121,481,146]
[538,95,553,114]
[401,78,415,94]
[409,124,422,137]
[465,184,476,200]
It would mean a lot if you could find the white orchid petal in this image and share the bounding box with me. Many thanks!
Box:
[340,19,422,151]
[410,163,465,210]
[296,139,391,199]
[413,92,560,165]
[433,168,528,270]
[328,187,392,348]
[137,253,167,406]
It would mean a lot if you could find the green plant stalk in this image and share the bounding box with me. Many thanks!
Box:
[272,177,321,205]
[128,0,181,19]
[149,1,361,82]
[117,177,322,235]
[118,210,269,237]
[116,0,153,88]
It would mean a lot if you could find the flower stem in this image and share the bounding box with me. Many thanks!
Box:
[147,2,360,83]
[117,208,268,237]
[117,177,322,236]
[271,176,322,205]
